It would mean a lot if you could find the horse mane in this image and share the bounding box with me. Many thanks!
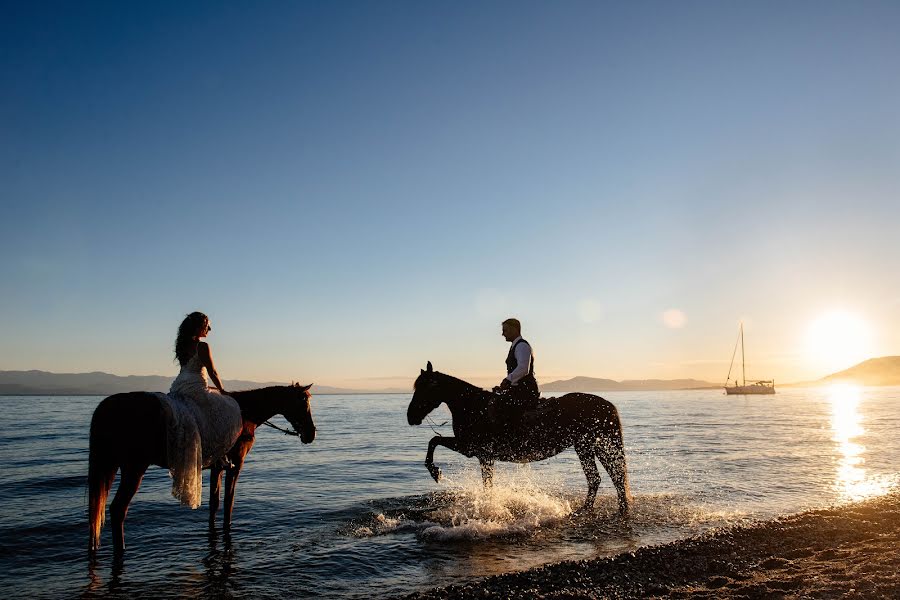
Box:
[415,370,485,396]
[230,383,307,399]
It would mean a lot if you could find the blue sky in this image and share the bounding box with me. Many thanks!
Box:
[2,1,899,388]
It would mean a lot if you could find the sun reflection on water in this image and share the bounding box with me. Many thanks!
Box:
[828,384,891,501]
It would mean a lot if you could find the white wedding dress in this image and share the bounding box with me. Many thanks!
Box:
[163,351,243,508]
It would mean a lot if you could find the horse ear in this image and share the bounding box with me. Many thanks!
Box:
[426,361,433,372]
[302,384,312,391]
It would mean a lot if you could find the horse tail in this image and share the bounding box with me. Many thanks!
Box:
[88,403,117,553]
[614,407,632,505]
[597,402,632,515]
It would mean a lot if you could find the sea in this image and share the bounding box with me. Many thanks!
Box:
[1,385,899,598]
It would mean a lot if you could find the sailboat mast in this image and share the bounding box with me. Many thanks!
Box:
[740,322,746,386]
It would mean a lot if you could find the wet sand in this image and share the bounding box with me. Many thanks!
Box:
[404,491,900,599]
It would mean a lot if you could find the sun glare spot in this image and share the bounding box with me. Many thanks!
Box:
[662,308,686,329]
[806,310,872,374]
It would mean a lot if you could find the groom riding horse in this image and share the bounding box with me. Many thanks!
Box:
[408,362,631,515]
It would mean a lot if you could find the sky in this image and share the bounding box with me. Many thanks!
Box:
[2,1,899,389]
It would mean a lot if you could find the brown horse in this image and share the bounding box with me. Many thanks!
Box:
[87,383,315,555]
[407,363,631,515]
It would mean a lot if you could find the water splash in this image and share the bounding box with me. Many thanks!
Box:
[420,466,575,540]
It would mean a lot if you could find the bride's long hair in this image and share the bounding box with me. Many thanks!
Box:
[175,312,209,366]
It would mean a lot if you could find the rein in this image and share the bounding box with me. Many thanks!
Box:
[262,420,300,436]
[426,415,448,436]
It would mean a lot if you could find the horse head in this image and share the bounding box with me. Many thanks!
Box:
[284,383,317,443]
[408,361,445,425]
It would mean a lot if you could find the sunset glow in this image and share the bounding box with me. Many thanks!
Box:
[1,2,898,389]
[806,311,873,375]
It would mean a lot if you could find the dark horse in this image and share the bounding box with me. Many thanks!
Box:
[88,383,315,554]
[407,363,630,515]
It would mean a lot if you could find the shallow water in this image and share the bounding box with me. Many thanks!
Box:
[0,386,898,598]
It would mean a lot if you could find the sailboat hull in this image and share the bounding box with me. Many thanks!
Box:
[725,384,775,395]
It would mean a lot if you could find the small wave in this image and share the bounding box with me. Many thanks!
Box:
[349,513,427,538]
[420,516,539,541]
[628,492,752,528]
[22,474,86,491]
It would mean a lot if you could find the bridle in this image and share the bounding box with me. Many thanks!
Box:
[262,419,300,436]
[262,388,311,437]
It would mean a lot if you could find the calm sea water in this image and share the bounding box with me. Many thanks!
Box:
[1,386,899,598]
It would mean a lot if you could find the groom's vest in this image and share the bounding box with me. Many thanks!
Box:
[506,338,535,377]
[506,339,539,401]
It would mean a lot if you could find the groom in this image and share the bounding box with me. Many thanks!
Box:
[494,318,540,410]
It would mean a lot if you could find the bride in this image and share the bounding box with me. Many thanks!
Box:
[173,312,231,400]
[167,311,243,506]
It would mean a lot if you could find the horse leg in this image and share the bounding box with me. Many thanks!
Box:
[109,464,147,554]
[209,463,224,527]
[425,436,460,483]
[222,459,245,532]
[574,440,600,512]
[596,436,631,517]
[479,458,494,489]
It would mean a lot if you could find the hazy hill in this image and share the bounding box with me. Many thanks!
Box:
[541,376,718,392]
[0,370,385,396]
[819,356,900,386]
[0,369,719,395]
[7,357,899,396]
[544,356,900,391]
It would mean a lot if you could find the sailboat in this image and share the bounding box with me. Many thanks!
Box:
[725,323,775,395]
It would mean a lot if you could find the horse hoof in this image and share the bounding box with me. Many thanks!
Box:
[427,464,442,483]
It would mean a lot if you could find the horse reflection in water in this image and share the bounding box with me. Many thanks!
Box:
[87,383,316,555]
[407,362,631,515]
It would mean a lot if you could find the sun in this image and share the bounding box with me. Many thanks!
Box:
[805,310,873,375]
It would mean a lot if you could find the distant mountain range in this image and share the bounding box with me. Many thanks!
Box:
[0,370,390,396]
[3,357,900,396]
[0,369,719,395]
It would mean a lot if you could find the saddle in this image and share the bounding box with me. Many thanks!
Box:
[487,395,557,426]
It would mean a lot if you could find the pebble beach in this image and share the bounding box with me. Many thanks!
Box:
[404,490,900,599]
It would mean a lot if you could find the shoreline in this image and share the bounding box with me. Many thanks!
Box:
[402,491,900,599]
